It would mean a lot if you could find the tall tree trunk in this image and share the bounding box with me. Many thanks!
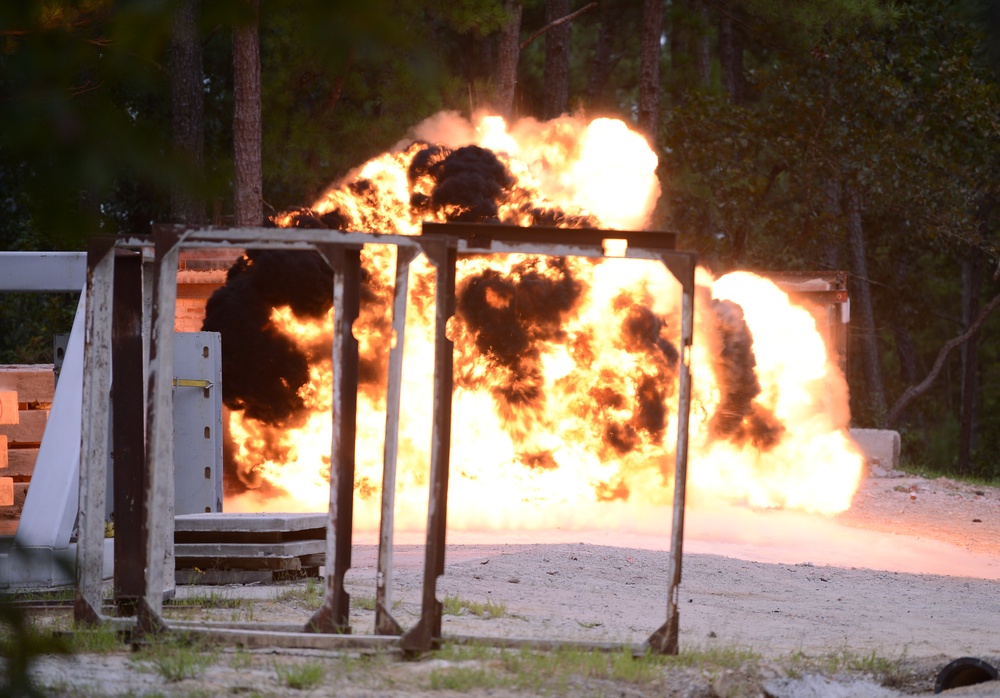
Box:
[170,0,205,225]
[586,1,618,108]
[543,0,571,118]
[957,253,984,474]
[694,0,711,87]
[670,0,690,99]
[670,0,710,97]
[495,1,523,119]
[845,186,887,425]
[718,8,745,103]
[637,0,662,141]
[233,0,262,226]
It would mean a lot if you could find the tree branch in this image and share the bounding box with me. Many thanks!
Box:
[887,287,1000,427]
[519,2,598,51]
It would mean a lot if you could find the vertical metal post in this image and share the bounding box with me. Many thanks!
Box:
[75,238,115,624]
[138,227,180,633]
[308,245,362,634]
[375,247,417,636]
[112,252,147,615]
[647,253,696,655]
[401,240,456,653]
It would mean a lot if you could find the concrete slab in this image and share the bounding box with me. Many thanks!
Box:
[175,512,327,533]
[174,539,325,559]
[850,428,901,470]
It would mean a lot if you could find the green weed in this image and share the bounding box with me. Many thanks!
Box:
[352,593,377,611]
[275,660,326,689]
[132,634,216,682]
[441,594,507,619]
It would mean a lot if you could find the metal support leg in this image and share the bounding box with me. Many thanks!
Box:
[375,247,418,636]
[308,245,362,634]
[138,228,180,634]
[647,254,696,655]
[75,239,115,624]
[112,252,146,615]
[400,240,456,653]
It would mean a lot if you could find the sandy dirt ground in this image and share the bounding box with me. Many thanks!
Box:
[8,470,1000,697]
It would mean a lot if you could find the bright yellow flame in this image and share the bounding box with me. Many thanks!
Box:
[224,113,864,531]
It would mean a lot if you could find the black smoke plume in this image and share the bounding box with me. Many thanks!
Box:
[454,257,583,420]
[705,298,784,449]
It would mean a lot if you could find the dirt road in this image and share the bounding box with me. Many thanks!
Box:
[9,471,1000,697]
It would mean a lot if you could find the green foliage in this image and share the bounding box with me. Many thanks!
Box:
[132,633,217,683]
[441,593,508,619]
[274,660,326,690]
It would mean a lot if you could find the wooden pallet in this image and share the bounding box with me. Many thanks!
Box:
[0,366,54,517]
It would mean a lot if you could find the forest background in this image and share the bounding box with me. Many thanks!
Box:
[1,0,999,479]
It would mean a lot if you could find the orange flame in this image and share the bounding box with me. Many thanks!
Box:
[224,113,863,531]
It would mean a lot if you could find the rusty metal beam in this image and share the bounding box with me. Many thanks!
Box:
[645,250,696,655]
[111,252,147,615]
[307,245,362,634]
[400,239,457,654]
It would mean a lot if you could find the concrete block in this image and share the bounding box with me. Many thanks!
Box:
[0,410,48,444]
[0,477,12,506]
[850,428,901,471]
[0,392,18,424]
[0,436,6,470]
[0,366,55,403]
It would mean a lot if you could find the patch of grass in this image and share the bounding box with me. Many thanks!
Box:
[132,634,217,682]
[65,622,123,654]
[275,578,324,609]
[667,643,761,670]
[352,593,377,611]
[275,660,326,690]
[786,647,907,680]
[441,594,507,619]
[229,601,256,623]
[501,645,660,687]
[898,463,1000,489]
[428,665,504,691]
[231,647,254,670]
[169,590,243,609]
[436,642,500,662]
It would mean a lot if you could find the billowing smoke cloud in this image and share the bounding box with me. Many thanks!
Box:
[205,121,777,502]
[703,298,783,449]
[453,257,583,421]
[202,249,332,426]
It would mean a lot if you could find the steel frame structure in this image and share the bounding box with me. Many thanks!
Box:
[74,223,697,655]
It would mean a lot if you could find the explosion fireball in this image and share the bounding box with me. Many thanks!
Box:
[203,111,864,533]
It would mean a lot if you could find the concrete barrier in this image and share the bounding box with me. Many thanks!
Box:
[849,428,901,472]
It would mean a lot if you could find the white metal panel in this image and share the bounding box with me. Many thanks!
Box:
[0,252,87,292]
[173,332,223,515]
[13,294,86,551]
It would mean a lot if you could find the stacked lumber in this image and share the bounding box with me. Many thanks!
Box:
[174,513,326,585]
[0,365,55,522]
